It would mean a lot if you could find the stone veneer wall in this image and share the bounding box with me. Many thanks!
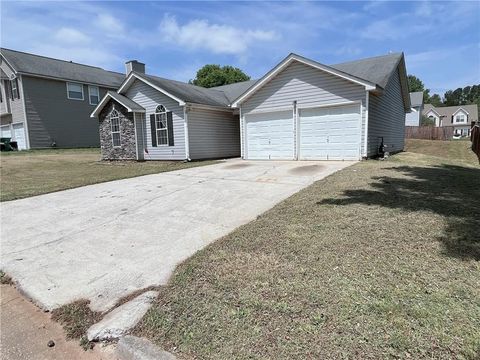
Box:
[98,100,136,160]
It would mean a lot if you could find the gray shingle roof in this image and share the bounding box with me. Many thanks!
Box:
[140,73,232,107]
[210,80,258,103]
[331,53,403,89]
[0,48,124,88]
[106,91,144,112]
[409,92,424,107]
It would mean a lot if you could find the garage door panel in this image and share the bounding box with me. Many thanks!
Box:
[245,110,293,160]
[299,104,361,161]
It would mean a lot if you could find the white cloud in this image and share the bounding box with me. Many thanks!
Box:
[96,14,124,33]
[53,27,91,44]
[159,14,277,55]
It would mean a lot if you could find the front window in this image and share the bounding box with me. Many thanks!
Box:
[88,86,99,105]
[110,108,121,147]
[10,79,19,99]
[155,105,168,145]
[67,82,84,100]
[455,114,465,123]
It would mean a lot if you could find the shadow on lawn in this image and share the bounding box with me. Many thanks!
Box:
[321,164,480,261]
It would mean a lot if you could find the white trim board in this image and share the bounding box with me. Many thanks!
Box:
[90,92,145,118]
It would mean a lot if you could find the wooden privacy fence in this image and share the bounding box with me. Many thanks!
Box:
[405,126,454,140]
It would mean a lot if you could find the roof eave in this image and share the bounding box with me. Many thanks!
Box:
[232,53,377,107]
[90,92,145,118]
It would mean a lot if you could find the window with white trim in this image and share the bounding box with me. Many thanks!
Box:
[155,105,168,145]
[10,79,19,99]
[88,86,99,105]
[455,114,465,123]
[110,108,121,147]
[67,82,84,100]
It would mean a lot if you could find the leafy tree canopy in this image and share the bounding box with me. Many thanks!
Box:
[190,65,250,88]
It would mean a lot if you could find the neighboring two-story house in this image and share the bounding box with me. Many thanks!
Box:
[405,91,424,126]
[423,104,478,137]
[0,48,124,149]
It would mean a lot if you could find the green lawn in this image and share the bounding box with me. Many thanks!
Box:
[0,148,215,201]
[135,152,480,359]
[405,138,478,166]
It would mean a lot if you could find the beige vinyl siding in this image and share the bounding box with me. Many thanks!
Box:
[126,80,186,160]
[22,76,108,148]
[367,68,406,156]
[188,107,240,160]
[241,61,367,157]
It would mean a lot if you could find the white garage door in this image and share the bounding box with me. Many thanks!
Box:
[13,123,27,150]
[299,104,361,160]
[245,110,294,160]
[0,124,12,138]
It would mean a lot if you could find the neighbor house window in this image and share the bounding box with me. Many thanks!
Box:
[67,82,84,100]
[455,114,465,123]
[110,108,121,147]
[88,86,99,105]
[10,79,19,99]
[154,105,168,145]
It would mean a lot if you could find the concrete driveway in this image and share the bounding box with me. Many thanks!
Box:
[1,159,355,312]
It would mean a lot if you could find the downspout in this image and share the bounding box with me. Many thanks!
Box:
[293,100,298,160]
[184,105,191,161]
[363,90,369,158]
[239,106,243,159]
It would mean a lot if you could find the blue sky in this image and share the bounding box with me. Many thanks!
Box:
[1,1,479,95]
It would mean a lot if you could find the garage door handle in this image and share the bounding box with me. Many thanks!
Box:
[327,136,329,143]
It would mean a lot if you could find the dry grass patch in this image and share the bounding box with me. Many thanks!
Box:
[405,138,478,166]
[51,300,102,348]
[135,152,480,359]
[0,148,216,201]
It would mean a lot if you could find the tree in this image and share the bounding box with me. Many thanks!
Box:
[420,115,435,126]
[408,75,425,92]
[190,65,250,88]
[408,74,430,103]
[428,94,443,107]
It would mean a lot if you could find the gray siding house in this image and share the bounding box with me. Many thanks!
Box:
[92,52,410,161]
[0,48,124,149]
[405,91,424,126]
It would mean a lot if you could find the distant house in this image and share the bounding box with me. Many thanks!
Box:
[423,104,478,137]
[91,52,410,161]
[0,48,124,149]
[405,91,424,126]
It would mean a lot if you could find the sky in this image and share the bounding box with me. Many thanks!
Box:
[1,1,479,95]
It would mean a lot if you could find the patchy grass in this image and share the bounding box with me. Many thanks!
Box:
[405,139,478,166]
[0,148,217,201]
[51,300,102,349]
[0,270,13,285]
[135,152,480,359]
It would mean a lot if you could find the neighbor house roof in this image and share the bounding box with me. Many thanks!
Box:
[0,48,124,88]
[423,104,478,125]
[91,91,144,118]
[409,92,424,107]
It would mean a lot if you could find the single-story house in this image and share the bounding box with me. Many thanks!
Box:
[91,52,410,161]
[0,48,124,149]
[423,104,478,136]
[405,91,424,126]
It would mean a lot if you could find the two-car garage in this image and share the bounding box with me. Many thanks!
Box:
[244,103,362,161]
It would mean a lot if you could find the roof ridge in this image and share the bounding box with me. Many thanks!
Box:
[331,52,402,66]
[0,47,123,75]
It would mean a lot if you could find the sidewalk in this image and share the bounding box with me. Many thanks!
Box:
[0,285,115,360]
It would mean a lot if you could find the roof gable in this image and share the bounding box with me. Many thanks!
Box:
[232,53,377,107]
[90,91,144,118]
[423,104,478,121]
